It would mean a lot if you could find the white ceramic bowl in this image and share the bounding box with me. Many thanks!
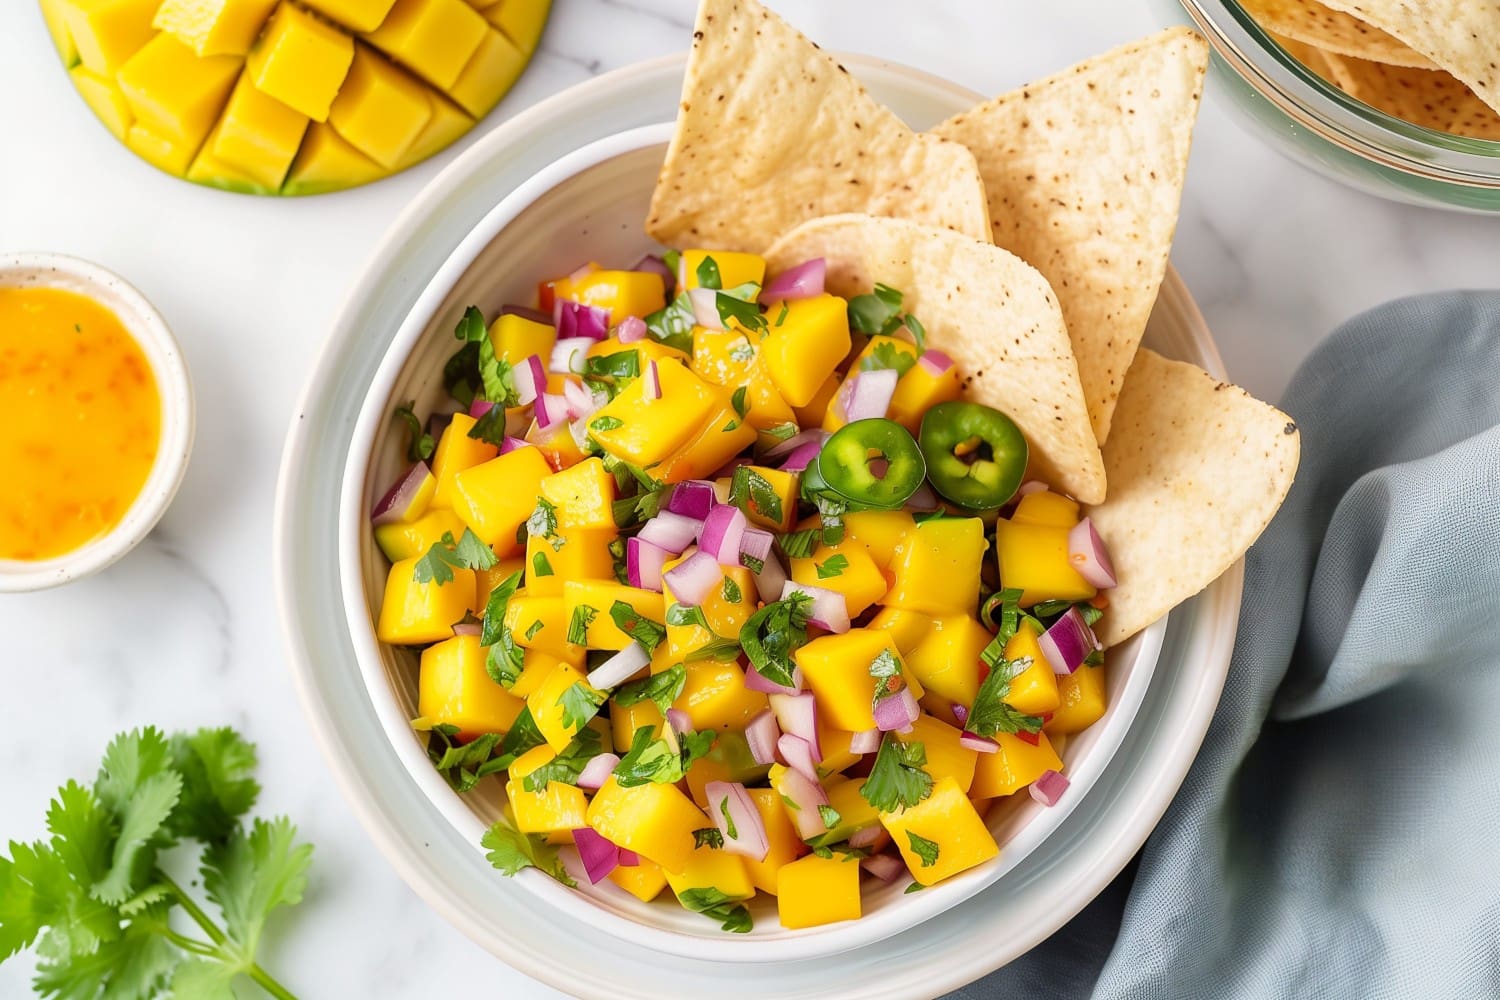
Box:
[0,253,194,592]
[337,121,1167,961]
[277,53,1240,997]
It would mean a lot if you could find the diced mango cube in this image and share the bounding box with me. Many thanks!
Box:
[970,730,1063,799]
[588,359,727,468]
[652,400,757,484]
[690,324,759,388]
[116,33,241,147]
[867,606,932,657]
[524,524,616,596]
[794,628,923,733]
[526,415,586,470]
[366,0,487,90]
[447,28,526,116]
[540,457,615,531]
[608,857,668,902]
[153,0,278,56]
[886,516,986,616]
[819,777,882,842]
[665,844,754,906]
[681,250,766,293]
[69,66,133,140]
[327,45,432,168]
[894,714,977,794]
[815,716,863,777]
[793,373,840,429]
[777,853,861,929]
[282,121,385,194]
[125,123,197,176]
[418,633,525,737]
[300,0,398,32]
[451,445,553,550]
[730,465,797,533]
[672,660,768,732]
[507,744,589,833]
[699,566,757,640]
[210,73,309,189]
[552,269,666,326]
[590,337,688,371]
[610,697,663,754]
[561,581,663,651]
[843,509,915,570]
[376,557,475,645]
[374,508,467,563]
[735,788,802,894]
[40,0,80,67]
[490,311,556,365]
[475,554,524,609]
[790,539,886,618]
[509,646,578,699]
[760,294,851,406]
[905,614,988,707]
[484,0,550,54]
[587,776,710,874]
[525,661,601,753]
[1048,663,1106,734]
[879,776,998,886]
[1011,490,1080,529]
[61,0,158,75]
[395,91,474,169]
[1003,622,1060,717]
[245,3,354,122]
[505,591,583,661]
[888,354,961,433]
[993,517,1096,607]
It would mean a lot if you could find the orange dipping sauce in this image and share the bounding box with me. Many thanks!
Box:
[0,287,161,561]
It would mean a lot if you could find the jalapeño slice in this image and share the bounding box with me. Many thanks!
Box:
[816,418,926,510]
[917,401,1027,511]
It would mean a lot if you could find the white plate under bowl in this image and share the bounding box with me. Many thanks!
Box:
[338,120,1166,963]
[277,53,1241,997]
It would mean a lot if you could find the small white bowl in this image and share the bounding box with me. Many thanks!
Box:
[0,253,194,592]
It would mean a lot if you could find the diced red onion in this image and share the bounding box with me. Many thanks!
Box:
[1029,769,1070,807]
[1068,517,1117,589]
[639,511,703,554]
[571,827,620,884]
[776,766,830,840]
[739,528,774,571]
[534,392,569,430]
[759,258,825,304]
[686,288,723,330]
[513,354,547,405]
[371,461,431,525]
[451,621,482,637]
[839,368,899,423]
[631,254,675,291]
[951,703,969,726]
[501,304,552,325]
[744,710,781,766]
[616,315,647,343]
[1038,606,1100,676]
[555,299,610,340]
[958,732,999,754]
[469,399,495,419]
[860,852,906,883]
[1017,480,1048,497]
[778,733,819,782]
[642,359,662,401]
[745,664,804,697]
[917,349,954,378]
[665,480,716,520]
[568,417,591,454]
[576,752,621,791]
[848,728,881,755]
[563,379,605,421]
[768,692,820,761]
[699,505,747,567]
[873,688,920,732]
[847,825,883,849]
[780,582,849,633]
[617,848,640,867]
[904,481,940,512]
[705,781,769,862]
[585,642,650,691]
[752,551,788,604]
[497,436,530,455]
[626,536,672,592]
[549,337,592,375]
[665,708,692,735]
[778,441,823,474]
[765,428,829,460]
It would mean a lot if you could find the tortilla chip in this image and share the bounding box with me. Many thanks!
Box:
[1236,0,1435,69]
[932,28,1208,446]
[764,214,1105,505]
[1317,0,1500,116]
[645,0,991,253]
[1318,50,1500,140]
[1088,350,1300,648]
[1265,31,1342,83]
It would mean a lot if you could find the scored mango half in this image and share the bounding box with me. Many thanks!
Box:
[40,0,552,195]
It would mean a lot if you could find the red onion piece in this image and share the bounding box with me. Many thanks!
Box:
[469,399,495,419]
[371,461,431,525]
[665,708,693,735]
[576,752,621,791]
[839,368,898,423]
[626,536,672,592]
[780,581,850,633]
[778,733,819,782]
[752,552,788,604]
[585,642,650,691]
[642,358,662,401]
[917,349,954,377]
[860,852,907,883]
[847,825,883,849]
[1038,606,1100,676]
[848,728,881,755]
[616,315,647,343]
[903,481,940,512]
[497,436,530,455]
[664,550,722,606]
[631,254,675,291]
[765,428,828,460]
[665,480,716,520]
[744,710,781,765]
[451,622,482,637]
[617,848,640,867]
[958,732,999,754]
[686,287,724,330]
[951,703,969,726]
[1029,769,1070,807]
[778,440,823,474]
[513,354,547,405]
[744,664,804,697]
[873,688,920,732]
[1017,480,1048,497]
[768,692,820,760]
[776,766,831,840]
[1068,517,1117,589]
[534,392,568,430]
[739,527,774,570]
[704,780,769,862]
[563,379,603,421]
[638,511,703,554]
[699,504,747,566]
[759,258,825,303]
[555,299,610,340]
[571,827,620,884]
[549,337,592,375]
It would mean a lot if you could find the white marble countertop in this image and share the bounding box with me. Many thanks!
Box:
[1,1,1495,996]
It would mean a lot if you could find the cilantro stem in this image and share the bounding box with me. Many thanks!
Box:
[245,963,301,1000]
[160,928,218,958]
[158,869,300,1000]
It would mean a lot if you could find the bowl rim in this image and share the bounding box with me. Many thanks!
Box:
[0,252,195,592]
[336,120,1168,960]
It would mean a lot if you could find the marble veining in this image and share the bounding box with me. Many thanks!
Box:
[2,1,1498,996]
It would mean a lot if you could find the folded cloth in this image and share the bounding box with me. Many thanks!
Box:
[951,292,1500,999]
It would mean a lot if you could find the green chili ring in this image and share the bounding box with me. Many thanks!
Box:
[815,418,927,510]
[917,401,1028,511]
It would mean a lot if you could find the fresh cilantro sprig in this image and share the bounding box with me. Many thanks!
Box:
[481,815,575,888]
[0,727,311,999]
[413,529,497,585]
[859,734,934,813]
[521,728,604,792]
[739,592,812,690]
[964,659,1044,739]
[860,340,917,378]
[613,663,687,716]
[608,601,666,653]
[847,283,926,348]
[392,402,434,462]
[729,466,783,525]
[677,887,752,933]
[614,726,716,788]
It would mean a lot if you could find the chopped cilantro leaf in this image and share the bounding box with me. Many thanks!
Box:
[761,421,798,442]
[818,805,841,828]
[482,815,575,887]
[590,415,625,433]
[532,552,554,577]
[906,831,940,867]
[776,528,821,559]
[964,656,1044,739]
[730,341,755,363]
[585,350,641,379]
[524,620,544,641]
[693,828,725,849]
[665,602,711,630]
[696,255,721,290]
[479,570,523,646]
[815,554,849,579]
[613,664,686,718]
[466,403,510,445]
[739,553,765,574]
[477,334,517,408]
[716,293,767,334]
[413,529,496,585]
[454,304,487,343]
[904,313,928,351]
[557,681,605,732]
[521,728,603,792]
[608,601,666,652]
[860,340,917,378]
[721,577,743,604]
[565,604,597,647]
[859,734,933,813]
[730,466,784,525]
[720,796,738,839]
[678,887,752,933]
[739,592,812,689]
[869,647,904,703]
[904,881,925,894]
[393,402,434,461]
[644,293,697,354]
[443,341,481,407]
[847,284,904,337]
[730,385,749,419]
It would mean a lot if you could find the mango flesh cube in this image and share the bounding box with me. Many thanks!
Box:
[375,557,476,645]
[125,124,197,176]
[794,628,924,733]
[879,776,999,886]
[507,744,590,833]
[1003,623,1061,717]
[789,538,886,617]
[681,250,765,292]
[490,312,557,366]
[395,92,474,170]
[843,509,915,570]
[867,606,932,657]
[153,0,279,56]
[61,0,158,75]
[888,357,961,433]
[652,401,757,484]
[1048,663,1107,735]
[905,614,988,707]
[1011,490,1080,529]
[671,660,768,732]
[485,0,550,54]
[69,66,133,140]
[282,121,385,194]
[664,845,754,905]
[211,74,310,189]
[540,457,616,531]
[970,731,1063,799]
[300,0,399,32]
[993,518,1097,607]
[40,0,80,66]
[504,591,583,662]
[608,858,668,902]
[554,270,666,327]
[375,507,466,564]
[188,123,277,193]
[742,787,806,895]
[525,661,601,753]
[777,853,861,929]
[524,525,617,596]
[610,698,663,754]
[760,295,851,407]
[885,516,986,616]
[450,442,553,550]
[588,359,726,468]
[328,45,433,168]
[560,580,663,651]
[446,28,525,117]
[509,647,578,700]
[366,0,488,91]
[586,777,710,875]
[417,633,525,737]
[245,3,354,122]
[116,33,241,148]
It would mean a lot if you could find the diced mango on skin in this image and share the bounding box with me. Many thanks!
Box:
[125,123,196,175]
[525,661,601,753]
[1011,491,1080,529]
[418,633,525,737]
[245,3,353,122]
[40,0,80,66]
[61,0,159,75]
[790,538,886,617]
[794,628,923,733]
[700,566,757,640]
[777,853,861,929]
[211,72,309,189]
[1003,622,1061,717]
[760,294,851,407]
[396,91,474,169]
[742,787,806,894]
[153,0,278,56]
[540,457,615,531]
[843,510,915,571]
[504,591,583,661]
[888,356,961,433]
[300,0,398,32]
[894,714,977,794]
[507,744,589,833]
[484,0,550,54]
[610,698,663,754]
[587,777,710,874]
[672,660,768,732]
[665,845,755,907]
[993,517,1096,608]
[192,127,280,193]
[905,614,988,707]
[69,66,133,140]
[328,46,432,168]
[867,606,933,657]
[524,525,616,595]
[561,581,663,650]
[366,0,488,91]
[886,516,986,616]
[1049,663,1106,735]
[880,776,998,886]
[608,857,668,902]
[588,359,725,468]
[970,731,1063,799]
[652,400,757,484]
[376,558,475,645]
[282,121,384,194]
[116,33,241,147]
[374,507,467,563]
[451,445,553,550]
